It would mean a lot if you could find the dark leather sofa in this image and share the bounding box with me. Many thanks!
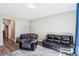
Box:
[43,34,73,45]
[42,34,73,51]
[18,33,38,50]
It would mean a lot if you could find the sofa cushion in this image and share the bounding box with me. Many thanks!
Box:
[61,35,71,45]
[54,35,61,40]
[46,34,54,39]
[53,39,60,43]
[61,40,70,45]
[22,43,31,48]
[46,39,54,42]
[61,35,70,41]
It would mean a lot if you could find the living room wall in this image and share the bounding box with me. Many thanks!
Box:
[30,11,76,43]
[15,19,29,37]
[0,16,3,46]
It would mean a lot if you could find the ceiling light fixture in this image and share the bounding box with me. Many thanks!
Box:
[27,4,35,9]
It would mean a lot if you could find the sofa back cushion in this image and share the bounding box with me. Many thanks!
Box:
[53,35,61,43]
[54,35,61,40]
[46,34,54,39]
[61,35,70,40]
[61,35,73,45]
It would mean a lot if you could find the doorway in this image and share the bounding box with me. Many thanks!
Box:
[0,18,19,55]
[3,18,15,42]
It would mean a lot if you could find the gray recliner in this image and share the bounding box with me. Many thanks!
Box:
[19,33,38,50]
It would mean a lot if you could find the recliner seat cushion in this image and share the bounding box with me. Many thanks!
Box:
[46,39,54,42]
[53,39,60,43]
[61,40,70,44]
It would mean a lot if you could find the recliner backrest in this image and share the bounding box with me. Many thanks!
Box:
[25,33,38,41]
[20,34,26,39]
[54,35,61,40]
[46,34,54,39]
[61,35,73,44]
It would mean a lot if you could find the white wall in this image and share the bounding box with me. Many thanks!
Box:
[0,16,3,46]
[15,19,29,37]
[30,11,76,43]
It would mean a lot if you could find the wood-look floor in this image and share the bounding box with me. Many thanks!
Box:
[0,39,19,56]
